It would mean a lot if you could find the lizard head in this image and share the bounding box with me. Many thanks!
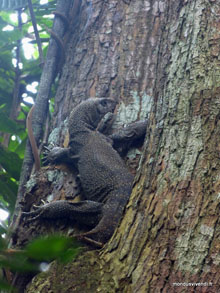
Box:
[79,98,116,128]
[96,98,116,115]
[90,98,117,128]
[69,98,117,131]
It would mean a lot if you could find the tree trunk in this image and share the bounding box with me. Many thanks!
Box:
[23,0,220,292]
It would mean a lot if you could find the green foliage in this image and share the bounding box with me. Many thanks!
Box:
[26,235,80,263]
[0,2,71,291]
[0,172,18,213]
[0,146,22,179]
[0,235,80,291]
[0,0,56,245]
[0,107,23,135]
[0,279,11,291]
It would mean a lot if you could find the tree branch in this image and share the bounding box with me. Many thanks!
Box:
[12,0,75,224]
[27,0,44,67]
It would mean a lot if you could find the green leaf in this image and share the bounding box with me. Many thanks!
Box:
[0,173,17,210]
[10,135,27,159]
[0,279,12,291]
[26,235,80,263]
[0,51,14,72]
[0,113,20,134]
[36,17,53,29]
[5,28,23,42]
[0,251,38,273]
[0,11,14,23]
[0,145,22,180]
[0,233,7,250]
[0,90,11,105]
[0,223,8,236]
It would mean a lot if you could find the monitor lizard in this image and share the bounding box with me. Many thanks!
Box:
[22,98,147,246]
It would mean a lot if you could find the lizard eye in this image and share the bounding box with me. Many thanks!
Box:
[100,100,108,107]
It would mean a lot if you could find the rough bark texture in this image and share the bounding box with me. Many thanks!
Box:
[22,0,220,292]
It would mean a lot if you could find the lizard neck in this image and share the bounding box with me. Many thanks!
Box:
[69,119,94,138]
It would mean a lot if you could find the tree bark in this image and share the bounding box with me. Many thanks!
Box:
[24,0,220,292]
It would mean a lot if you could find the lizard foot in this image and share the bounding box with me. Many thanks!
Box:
[21,208,44,223]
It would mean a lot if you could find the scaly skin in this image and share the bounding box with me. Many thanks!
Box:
[23,98,146,245]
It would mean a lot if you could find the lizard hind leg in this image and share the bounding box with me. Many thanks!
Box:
[79,199,125,245]
[77,213,118,248]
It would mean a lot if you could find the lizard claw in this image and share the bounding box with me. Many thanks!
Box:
[43,146,71,165]
[44,146,51,152]
[21,208,44,223]
[73,234,104,248]
[42,146,58,165]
